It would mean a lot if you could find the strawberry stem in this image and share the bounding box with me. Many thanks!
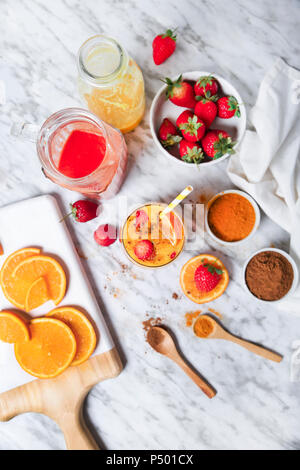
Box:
[59,211,73,223]
[202,261,223,275]
[162,75,182,99]
[162,28,177,41]
[59,204,77,223]
[179,116,202,137]
[213,135,236,160]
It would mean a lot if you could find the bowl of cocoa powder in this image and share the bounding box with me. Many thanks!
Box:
[243,248,299,302]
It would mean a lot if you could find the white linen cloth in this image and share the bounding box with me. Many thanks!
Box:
[227,57,300,314]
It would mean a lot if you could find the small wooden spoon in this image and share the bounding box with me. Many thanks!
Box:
[147,326,216,399]
[194,315,283,363]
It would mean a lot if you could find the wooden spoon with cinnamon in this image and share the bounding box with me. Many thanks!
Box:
[147,326,216,399]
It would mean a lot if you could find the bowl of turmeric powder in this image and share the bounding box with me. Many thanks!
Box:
[205,189,260,245]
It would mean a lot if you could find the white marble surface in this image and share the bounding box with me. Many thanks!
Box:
[0,0,300,450]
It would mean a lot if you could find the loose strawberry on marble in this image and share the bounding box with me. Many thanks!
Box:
[94,224,117,247]
[152,29,177,65]
[194,75,219,98]
[176,110,206,142]
[201,129,236,160]
[194,97,217,128]
[217,96,240,118]
[163,75,197,108]
[62,200,99,223]
[134,240,154,260]
[158,118,182,148]
[194,261,223,292]
[179,140,204,164]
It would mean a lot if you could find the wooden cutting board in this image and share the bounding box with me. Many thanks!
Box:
[0,195,123,450]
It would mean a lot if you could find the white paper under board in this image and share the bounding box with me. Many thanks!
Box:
[0,194,114,394]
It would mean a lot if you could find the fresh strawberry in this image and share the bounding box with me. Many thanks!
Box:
[163,75,196,108]
[94,224,117,246]
[194,261,223,292]
[134,240,154,260]
[152,29,177,65]
[158,118,182,148]
[62,200,98,223]
[194,98,217,128]
[179,140,204,164]
[135,210,149,230]
[217,96,240,118]
[194,75,218,98]
[201,129,236,160]
[176,110,206,142]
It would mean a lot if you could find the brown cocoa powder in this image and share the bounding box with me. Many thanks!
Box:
[245,251,294,301]
[142,316,162,332]
[147,327,165,350]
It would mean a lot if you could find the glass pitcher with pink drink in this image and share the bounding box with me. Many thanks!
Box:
[11,108,128,199]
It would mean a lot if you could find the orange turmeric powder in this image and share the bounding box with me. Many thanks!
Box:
[208,308,222,319]
[208,193,256,242]
[194,316,213,338]
[185,310,202,327]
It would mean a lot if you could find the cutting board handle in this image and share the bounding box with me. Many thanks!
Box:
[0,392,99,450]
[0,348,123,450]
[59,410,99,451]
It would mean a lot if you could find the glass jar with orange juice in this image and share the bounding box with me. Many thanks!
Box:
[77,35,145,133]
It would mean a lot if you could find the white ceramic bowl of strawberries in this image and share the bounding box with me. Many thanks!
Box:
[150,71,246,167]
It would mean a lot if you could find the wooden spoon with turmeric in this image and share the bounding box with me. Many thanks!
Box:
[147,326,216,399]
[194,315,283,363]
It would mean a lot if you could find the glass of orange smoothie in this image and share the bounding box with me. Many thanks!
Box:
[121,203,185,268]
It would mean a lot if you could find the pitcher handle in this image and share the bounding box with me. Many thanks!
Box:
[11,121,40,143]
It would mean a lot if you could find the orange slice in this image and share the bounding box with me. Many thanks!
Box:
[0,247,41,309]
[180,254,229,304]
[25,277,49,312]
[46,307,97,366]
[15,318,76,379]
[12,255,66,306]
[0,310,30,343]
